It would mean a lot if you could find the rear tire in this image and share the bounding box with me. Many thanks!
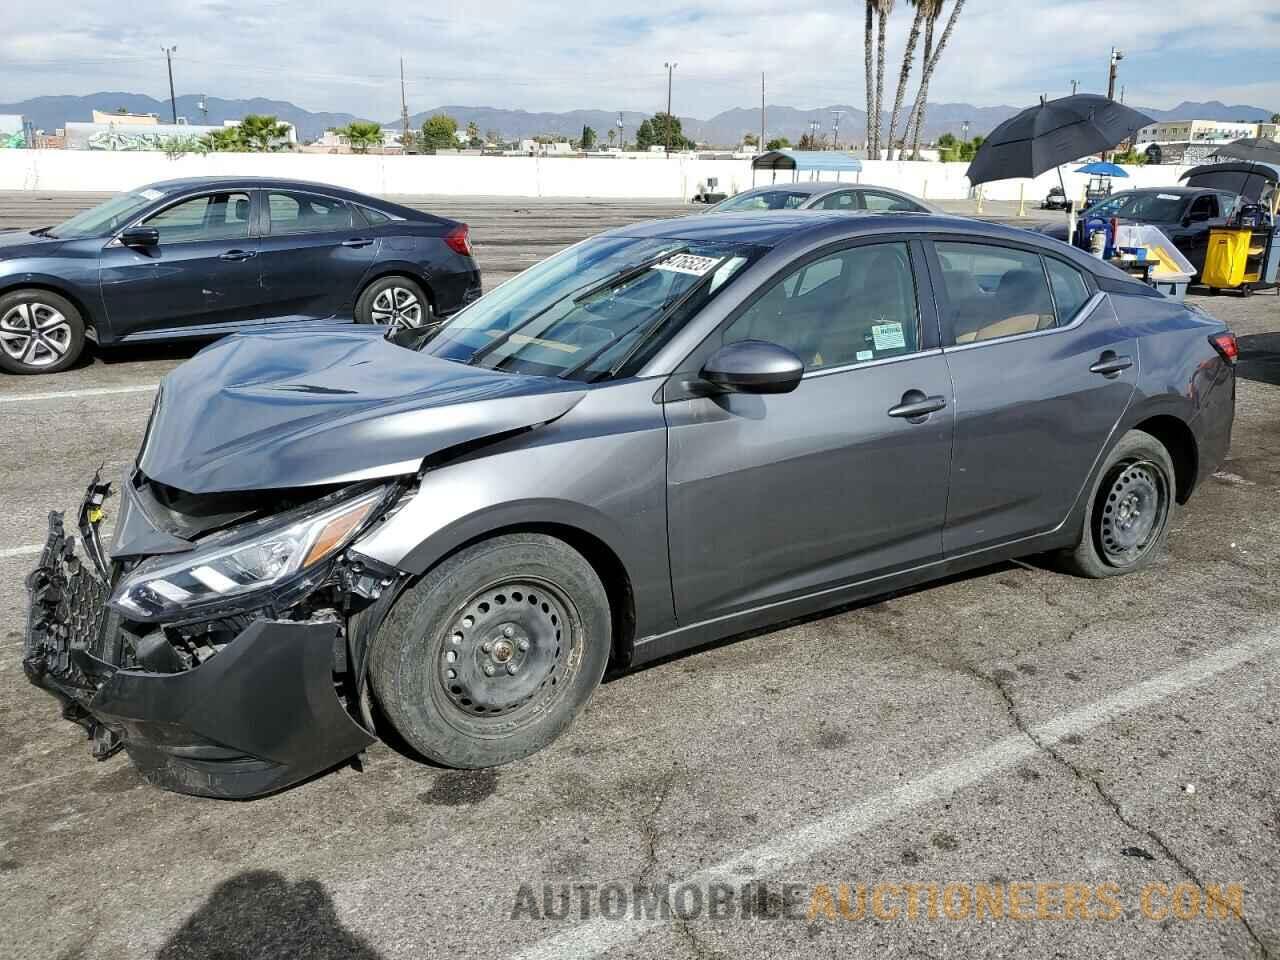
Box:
[0,289,86,375]
[370,533,611,768]
[355,276,432,329]
[1058,430,1177,579]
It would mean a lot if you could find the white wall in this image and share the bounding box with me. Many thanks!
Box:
[0,149,1191,203]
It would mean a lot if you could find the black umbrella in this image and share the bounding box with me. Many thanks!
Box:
[965,94,1154,186]
[1212,137,1280,164]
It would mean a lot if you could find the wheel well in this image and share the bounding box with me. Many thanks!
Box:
[1133,416,1198,503]
[0,281,95,335]
[424,522,637,671]
[359,271,435,312]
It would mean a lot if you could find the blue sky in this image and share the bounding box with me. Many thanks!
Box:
[3,0,1278,119]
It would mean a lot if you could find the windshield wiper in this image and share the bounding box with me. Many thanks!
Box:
[465,247,687,369]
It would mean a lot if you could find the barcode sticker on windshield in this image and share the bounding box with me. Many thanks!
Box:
[655,253,720,276]
[1157,194,1180,200]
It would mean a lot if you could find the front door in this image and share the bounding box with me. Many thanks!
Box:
[665,239,954,625]
[254,189,379,320]
[929,239,1138,554]
[99,190,261,339]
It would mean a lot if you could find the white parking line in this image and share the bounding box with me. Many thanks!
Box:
[507,627,1279,960]
[0,544,43,560]
[0,384,158,404]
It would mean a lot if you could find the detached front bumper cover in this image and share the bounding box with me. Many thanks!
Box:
[24,503,376,799]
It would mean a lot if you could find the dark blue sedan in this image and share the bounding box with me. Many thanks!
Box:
[0,177,482,374]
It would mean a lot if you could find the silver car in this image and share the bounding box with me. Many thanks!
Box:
[24,210,1236,797]
[705,181,939,214]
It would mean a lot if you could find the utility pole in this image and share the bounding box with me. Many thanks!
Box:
[1106,47,1124,101]
[617,112,625,151]
[162,46,178,124]
[831,109,843,150]
[808,118,821,148]
[1071,79,1078,95]
[664,62,677,156]
[399,57,411,150]
[197,94,207,123]
[760,72,766,152]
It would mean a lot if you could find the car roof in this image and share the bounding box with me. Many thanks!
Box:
[138,177,380,202]
[1106,186,1204,197]
[614,209,1055,246]
[734,182,848,196]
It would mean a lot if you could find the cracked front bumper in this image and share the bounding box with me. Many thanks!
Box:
[23,511,375,799]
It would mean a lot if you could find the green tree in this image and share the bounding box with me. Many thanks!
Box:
[202,127,243,152]
[607,128,617,147]
[420,114,459,153]
[1112,147,1146,166]
[580,125,597,149]
[237,114,292,151]
[742,132,758,147]
[466,121,481,147]
[637,112,693,152]
[341,120,384,154]
[765,136,791,151]
[1270,112,1280,124]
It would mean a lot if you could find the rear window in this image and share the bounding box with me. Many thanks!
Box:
[1045,258,1090,323]
[936,242,1057,344]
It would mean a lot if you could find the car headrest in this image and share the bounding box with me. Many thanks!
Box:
[233,198,250,221]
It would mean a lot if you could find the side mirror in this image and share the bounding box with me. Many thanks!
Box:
[121,227,160,248]
[701,340,803,395]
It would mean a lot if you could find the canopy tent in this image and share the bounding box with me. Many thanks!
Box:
[751,150,863,185]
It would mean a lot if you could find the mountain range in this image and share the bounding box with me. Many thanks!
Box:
[2,92,1273,147]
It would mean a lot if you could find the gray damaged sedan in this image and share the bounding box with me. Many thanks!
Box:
[24,211,1237,797]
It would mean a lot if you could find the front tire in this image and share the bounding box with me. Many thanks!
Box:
[1059,430,1177,578]
[370,533,611,768]
[356,276,432,329]
[0,289,86,374]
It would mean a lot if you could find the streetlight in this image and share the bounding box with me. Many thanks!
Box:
[162,46,178,125]
[664,62,677,156]
[1107,47,1124,101]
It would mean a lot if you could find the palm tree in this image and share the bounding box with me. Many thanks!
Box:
[902,0,966,161]
[237,114,292,152]
[885,0,925,159]
[864,0,876,155]
[905,0,942,158]
[341,121,384,154]
[871,0,895,158]
[202,127,242,152]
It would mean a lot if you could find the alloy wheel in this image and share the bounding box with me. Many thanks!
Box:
[0,301,73,369]
[1098,459,1169,567]
[370,286,425,328]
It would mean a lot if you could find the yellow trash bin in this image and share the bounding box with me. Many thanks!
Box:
[1202,228,1253,288]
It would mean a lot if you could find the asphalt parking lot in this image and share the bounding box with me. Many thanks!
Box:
[1,196,1278,960]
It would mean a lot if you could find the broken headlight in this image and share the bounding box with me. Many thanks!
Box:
[110,486,387,621]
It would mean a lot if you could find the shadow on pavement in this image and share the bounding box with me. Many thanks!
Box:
[1237,333,1280,386]
[157,870,384,960]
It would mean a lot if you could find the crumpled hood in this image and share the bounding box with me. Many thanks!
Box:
[140,325,588,493]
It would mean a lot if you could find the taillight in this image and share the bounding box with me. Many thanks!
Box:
[1209,331,1238,365]
[444,224,472,257]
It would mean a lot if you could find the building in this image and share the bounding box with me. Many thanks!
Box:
[1142,141,1224,165]
[90,110,161,126]
[1134,119,1260,145]
[517,139,573,156]
[64,118,296,151]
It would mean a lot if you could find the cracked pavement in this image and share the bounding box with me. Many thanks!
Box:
[0,198,1278,960]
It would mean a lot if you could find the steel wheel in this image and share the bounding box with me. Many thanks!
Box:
[1097,459,1169,567]
[369,286,425,328]
[434,578,582,736]
[0,301,74,369]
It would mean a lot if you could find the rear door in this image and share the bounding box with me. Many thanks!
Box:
[99,190,261,338]
[254,189,379,320]
[664,239,954,624]
[928,238,1137,554]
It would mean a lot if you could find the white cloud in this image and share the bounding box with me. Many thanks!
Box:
[2,0,1277,118]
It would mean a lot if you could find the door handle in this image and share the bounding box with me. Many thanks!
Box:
[1089,351,1133,377]
[220,249,257,261]
[341,238,375,248]
[887,390,947,422]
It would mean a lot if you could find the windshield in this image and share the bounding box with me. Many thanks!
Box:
[712,190,812,212]
[421,235,756,379]
[1084,191,1187,222]
[46,189,166,239]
